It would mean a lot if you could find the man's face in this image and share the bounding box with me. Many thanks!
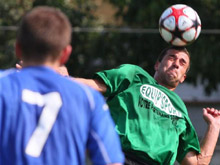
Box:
[154,49,190,90]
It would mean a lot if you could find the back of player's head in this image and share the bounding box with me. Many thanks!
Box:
[157,46,191,72]
[17,6,72,63]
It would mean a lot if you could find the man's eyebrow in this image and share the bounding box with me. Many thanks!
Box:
[167,54,176,57]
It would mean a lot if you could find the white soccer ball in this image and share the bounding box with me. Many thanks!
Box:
[159,4,201,46]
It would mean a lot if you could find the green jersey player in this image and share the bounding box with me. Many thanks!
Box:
[94,63,198,164]
[77,46,220,164]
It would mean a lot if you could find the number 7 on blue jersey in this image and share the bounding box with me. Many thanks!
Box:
[22,89,62,157]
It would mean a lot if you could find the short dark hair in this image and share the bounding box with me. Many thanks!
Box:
[17,6,72,63]
[157,46,191,72]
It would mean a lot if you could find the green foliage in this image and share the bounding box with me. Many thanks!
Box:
[0,0,220,95]
[0,0,97,69]
[108,0,167,27]
[187,34,220,95]
[0,0,32,68]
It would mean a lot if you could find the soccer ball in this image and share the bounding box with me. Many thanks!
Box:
[159,4,201,46]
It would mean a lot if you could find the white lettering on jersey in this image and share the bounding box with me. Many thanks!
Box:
[140,84,182,117]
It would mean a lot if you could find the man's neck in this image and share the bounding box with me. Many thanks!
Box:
[22,60,60,71]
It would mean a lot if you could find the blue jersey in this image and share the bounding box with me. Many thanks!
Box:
[0,66,124,165]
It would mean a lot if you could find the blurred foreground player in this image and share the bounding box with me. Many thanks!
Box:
[0,6,124,165]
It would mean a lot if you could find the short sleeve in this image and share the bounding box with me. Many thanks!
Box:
[94,64,139,97]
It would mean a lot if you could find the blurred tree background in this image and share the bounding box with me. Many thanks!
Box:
[0,0,220,95]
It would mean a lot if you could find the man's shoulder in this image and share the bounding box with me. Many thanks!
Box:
[119,64,143,70]
[116,64,149,76]
[0,68,17,79]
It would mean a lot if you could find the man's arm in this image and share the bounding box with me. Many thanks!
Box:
[16,63,107,93]
[181,108,220,165]
[74,78,107,93]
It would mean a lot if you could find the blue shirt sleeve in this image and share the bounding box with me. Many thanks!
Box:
[85,87,124,164]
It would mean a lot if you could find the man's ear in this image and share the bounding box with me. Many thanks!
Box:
[59,45,72,65]
[154,61,160,71]
[15,41,22,59]
[180,74,187,83]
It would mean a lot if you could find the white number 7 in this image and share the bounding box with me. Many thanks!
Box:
[22,89,62,157]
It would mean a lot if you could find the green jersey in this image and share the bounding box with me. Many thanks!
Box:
[95,64,200,165]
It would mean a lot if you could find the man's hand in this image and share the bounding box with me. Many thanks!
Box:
[16,61,23,69]
[55,65,69,76]
[203,107,220,126]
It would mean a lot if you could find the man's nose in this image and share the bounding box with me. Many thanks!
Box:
[173,60,179,68]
